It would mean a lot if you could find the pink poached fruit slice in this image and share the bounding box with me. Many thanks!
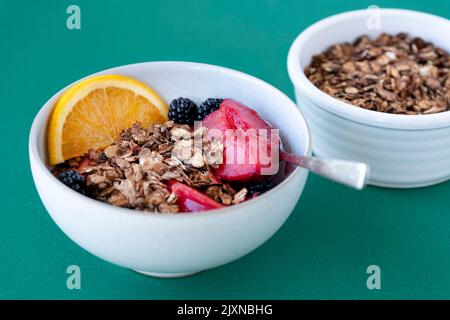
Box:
[77,157,92,173]
[167,180,224,213]
[202,99,279,182]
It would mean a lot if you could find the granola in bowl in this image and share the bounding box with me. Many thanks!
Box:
[50,85,287,213]
[305,33,450,115]
[53,121,255,213]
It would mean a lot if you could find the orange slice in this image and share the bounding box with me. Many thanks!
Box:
[47,74,168,165]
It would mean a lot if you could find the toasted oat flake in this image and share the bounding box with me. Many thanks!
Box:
[232,188,248,205]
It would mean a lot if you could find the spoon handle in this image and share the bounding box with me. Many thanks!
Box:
[280,152,370,190]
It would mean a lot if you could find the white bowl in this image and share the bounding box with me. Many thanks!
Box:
[288,9,450,188]
[29,61,311,278]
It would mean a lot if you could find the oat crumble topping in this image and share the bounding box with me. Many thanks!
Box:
[305,33,450,115]
[54,121,248,213]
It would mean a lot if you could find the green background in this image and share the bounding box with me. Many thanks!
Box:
[1,0,450,299]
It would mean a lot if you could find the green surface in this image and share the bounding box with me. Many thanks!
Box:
[1,0,450,299]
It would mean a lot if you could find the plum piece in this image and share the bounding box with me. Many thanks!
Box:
[213,129,259,181]
[202,108,257,181]
[167,180,224,213]
[221,99,272,131]
[77,157,92,174]
[201,99,279,182]
[202,107,232,141]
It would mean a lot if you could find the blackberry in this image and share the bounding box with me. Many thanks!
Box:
[57,170,87,195]
[195,98,223,121]
[247,179,274,196]
[168,98,197,125]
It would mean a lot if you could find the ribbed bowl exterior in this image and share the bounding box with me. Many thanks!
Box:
[296,91,450,188]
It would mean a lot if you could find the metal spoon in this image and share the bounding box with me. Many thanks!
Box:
[280,151,370,190]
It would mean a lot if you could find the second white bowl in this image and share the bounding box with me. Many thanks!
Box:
[288,9,450,188]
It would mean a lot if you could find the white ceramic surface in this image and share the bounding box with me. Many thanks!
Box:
[288,9,450,188]
[29,62,311,277]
